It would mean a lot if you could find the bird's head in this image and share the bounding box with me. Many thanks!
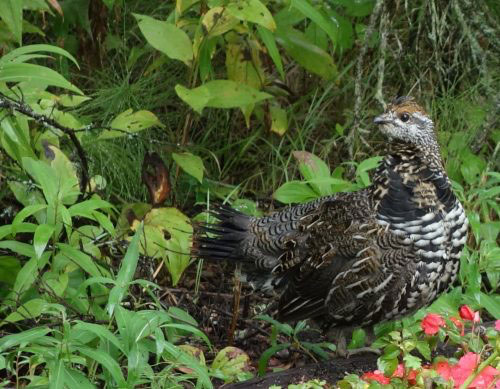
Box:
[373,97,437,149]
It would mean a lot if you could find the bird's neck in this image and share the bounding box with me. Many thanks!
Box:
[386,141,444,173]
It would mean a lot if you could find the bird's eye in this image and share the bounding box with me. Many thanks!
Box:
[400,113,410,122]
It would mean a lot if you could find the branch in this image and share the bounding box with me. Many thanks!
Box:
[0,92,90,198]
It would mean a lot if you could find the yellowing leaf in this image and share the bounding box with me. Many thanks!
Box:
[134,14,193,66]
[226,0,276,31]
[100,109,162,139]
[226,42,264,90]
[175,80,271,114]
[202,7,239,37]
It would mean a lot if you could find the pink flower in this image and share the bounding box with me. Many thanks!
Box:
[495,320,500,331]
[435,353,500,388]
[421,313,445,335]
[459,305,480,322]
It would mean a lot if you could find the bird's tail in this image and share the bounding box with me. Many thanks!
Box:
[191,204,251,262]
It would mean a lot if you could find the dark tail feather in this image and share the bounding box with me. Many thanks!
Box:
[192,204,251,262]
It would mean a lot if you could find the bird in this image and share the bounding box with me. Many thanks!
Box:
[193,96,468,337]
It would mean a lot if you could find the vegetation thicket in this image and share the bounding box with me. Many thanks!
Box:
[0,0,498,387]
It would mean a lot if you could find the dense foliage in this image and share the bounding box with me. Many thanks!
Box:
[0,0,498,387]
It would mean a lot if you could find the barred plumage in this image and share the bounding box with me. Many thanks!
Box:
[192,97,468,330]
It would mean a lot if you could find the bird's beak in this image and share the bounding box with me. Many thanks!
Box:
[373,113,392,125]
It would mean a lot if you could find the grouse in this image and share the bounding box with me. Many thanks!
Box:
[193,97,468,330]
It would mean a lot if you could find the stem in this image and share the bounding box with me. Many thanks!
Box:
[459,350,498,389]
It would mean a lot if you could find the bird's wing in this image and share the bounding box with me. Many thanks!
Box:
[276,196,416,325]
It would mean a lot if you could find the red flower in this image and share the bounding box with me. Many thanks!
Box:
[421,313,445,335]
[459,305,480,322]
[362,371,390,384]
[496,320,500,331]
[392,363,418,384]
[450,317,465,336]
[435,361,452,381]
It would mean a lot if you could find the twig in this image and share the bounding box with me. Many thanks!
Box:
[0,92,90,198]
[375,7,388,109]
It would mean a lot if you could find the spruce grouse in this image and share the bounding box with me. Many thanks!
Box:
[193,97,468,329]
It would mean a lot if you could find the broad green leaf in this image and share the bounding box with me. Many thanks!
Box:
[12,204,47,228]
[325,8,354,51]
[202,7,239,37]
[2,298,48,325]
[256,26,284,79]
[43,143,80,204]
[107,224,142,316]
[1,117,35,164]
[64,368,96,389]
[293,151,331,180]
[273,181,319,204]
[0,44,79,67]
[357,156,383,173]
[134,14,193,66]
[1,0,23,44]
[172,152,204,183]
[57,243,102,277]
[334,0,375,17]
[175,80,272,114]
[477,292,500,319]
[269,106,288,136]
[78,347,127,387]
[100,109,162,139]
[0,256,21,287]
[211,346,251,383]
[291,0,337,44]
[164,236,190,286]
[275,27,336,80]
[22,158,58,204]
[226,0,276,30]
[73,321,125,353]
[49,359,65,389]
[0,241,36,257]
[33,224,54,259]
[0,327,51,352]
[12,256,37,295]
[0,63,83,94]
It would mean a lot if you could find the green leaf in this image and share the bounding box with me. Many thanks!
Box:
[134,14,193,66]
[275,27,336,80]
[100,109,162,139]
[476,292,500,319]
[64,368,96,389]
[291,0,337,44]
[0,63,83,94]
[49,359,65,389]
[226,0,276,30]
[57,243,102,277]
[33,224,54,259]
[73,321,125,353]
[43,143,80,204]
[0,327,51,352]
[273,181,320,204]
[107,224,142,316]
[403,354,421,370]
[0,44,79,68]
[415,341,431,360]
[1,0,23,44]
[78,346,127,387]
[175,80,272,114]
[258,343,291,376]
[256,26,284,80]
[2,298,48,325]
[172,152,204,183]
[269,106,288,136]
